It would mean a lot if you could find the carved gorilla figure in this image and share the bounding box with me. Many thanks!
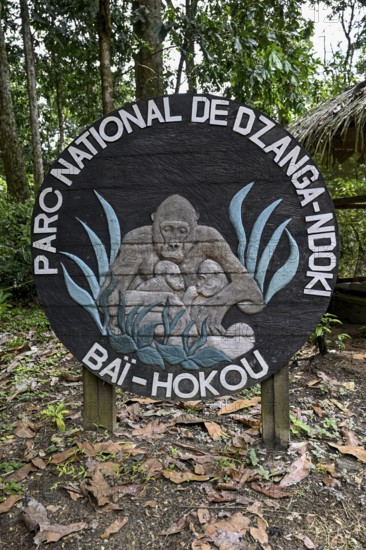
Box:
[102,195,263,334]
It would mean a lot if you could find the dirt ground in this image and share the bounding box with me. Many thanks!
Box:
[0,309,365,550]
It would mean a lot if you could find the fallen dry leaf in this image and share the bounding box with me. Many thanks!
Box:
[247,500,264,518]
[203,485,237,503]
[49,447,78,465]
[92,440,123,455]
[340,429,361,446]
[80,466,114,508]
[14,420,35,439]
[218,397,261,415]
[139,458,163,478]
[100,517,128,539]
[0,495,22,514]
[197,508,211,525]
[4,463,36,482]
[251,482,292,499]
[88,461,119,478]
[174,413,205,425]
[144,500,158,508]
[311,405,325,418]
[132,420,170,438]
[161,515,187,535]
[128,396,160,404]
[110,484,146,497]
[317,371,343,386]
[31,457,47,470]
[280,454,312,487]
[205,512,250,548]
[34,522,87,544]
[191,540,212,550]
[297,533,315,549]
[204,421,224,441]
[250,516,268,545]
[22,497,86,544]
[328,443,366,464]
[163,469,209,484]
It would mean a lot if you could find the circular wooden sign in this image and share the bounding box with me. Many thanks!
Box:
[32,94,339,400]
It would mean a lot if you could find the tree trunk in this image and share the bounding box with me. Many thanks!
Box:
[98,0,114,114]
[133,0,164,99]
[20,0,44,192]
[0,6,29,201]
[185,0,197,93]
[55,77,64,154]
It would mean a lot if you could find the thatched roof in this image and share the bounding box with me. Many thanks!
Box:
[288,80,366,164]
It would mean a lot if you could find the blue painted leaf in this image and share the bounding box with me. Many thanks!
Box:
[77,218,109,286]
[99,272,117,332]
[162,298,171,344]
[191,347,231,368]
[94,191,121,265]
[117,291,126,333]
[188,319,207,355]
[255,218,292,291]
[60,251,100,300]
[180,359,200,370]
[155,343,187,365]
[137,322,161,348]
[229,182,255,264]
[61,263,105,334]
[182,320,195,354]
[125,305,141,336]
[136,346,165,369]
[246,199,282,275]
[109,333,136,353]
[168,309,185,335]
[265,229,300,304]
[132,301,161,341]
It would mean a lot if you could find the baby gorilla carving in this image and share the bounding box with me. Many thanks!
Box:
[136,260,185,294]
[101,194,263,335]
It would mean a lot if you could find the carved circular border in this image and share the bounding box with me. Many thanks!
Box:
[32,94,339,400]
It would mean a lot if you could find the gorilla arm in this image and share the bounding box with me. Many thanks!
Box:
[98,226,156,333]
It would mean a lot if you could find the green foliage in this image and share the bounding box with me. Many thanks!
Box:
[164,0,319,122]
[40,403,70,432]
[310,313,351,355]
[327,177,366,278]
[0,192,35,300]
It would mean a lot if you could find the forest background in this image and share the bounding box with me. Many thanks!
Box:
[0,0,366,310]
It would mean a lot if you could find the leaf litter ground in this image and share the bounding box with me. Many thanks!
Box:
[0,308,365,549]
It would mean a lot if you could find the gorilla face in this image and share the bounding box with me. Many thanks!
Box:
[196,260,229,297]
[152,195,198,264]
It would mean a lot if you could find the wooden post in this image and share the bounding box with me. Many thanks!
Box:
[261,364,290,450]
[83,367,116,431]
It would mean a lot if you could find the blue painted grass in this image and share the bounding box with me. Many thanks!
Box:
[231,182,300,304]
[229,182,255,264]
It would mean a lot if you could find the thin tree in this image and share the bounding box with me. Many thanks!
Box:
[133,0,164,99]
[0,4,29,201]
[20,0,44,191]
[98,0,114,114]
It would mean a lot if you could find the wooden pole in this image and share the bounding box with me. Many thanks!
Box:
[83,367,116,431]
[261,364,290,450]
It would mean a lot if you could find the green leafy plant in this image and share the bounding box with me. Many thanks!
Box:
[310,313,350,355]
[40,403,70,432]
[0,194,35,301]
[290,414,312,436]
[0,289,11,315]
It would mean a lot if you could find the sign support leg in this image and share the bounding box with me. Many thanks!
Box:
[83,367,116,432]
[261,364,290,450]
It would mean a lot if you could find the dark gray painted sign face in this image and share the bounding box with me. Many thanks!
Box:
[32,94,339,400]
